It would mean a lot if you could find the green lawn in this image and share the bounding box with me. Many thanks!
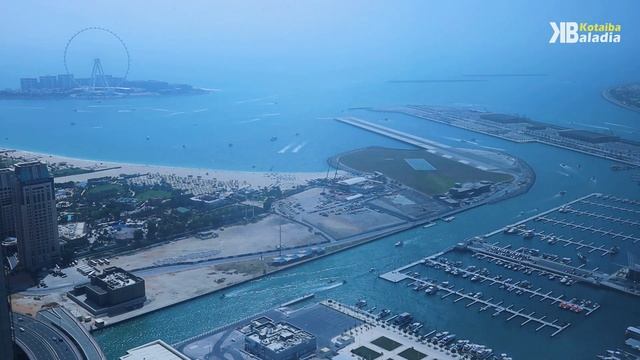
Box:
[398,348,426,360]
[135,189,172,201]
[340,147,512,195]
[351,346,383,360]
[86,183,123,196]
[371,336,402,351]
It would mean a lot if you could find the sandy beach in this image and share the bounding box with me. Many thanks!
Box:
[1,148,335,189]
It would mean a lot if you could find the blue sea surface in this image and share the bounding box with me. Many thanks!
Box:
[1,74,638,173]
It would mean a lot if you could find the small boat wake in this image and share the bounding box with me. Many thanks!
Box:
[239,118,262,124]
[553,190,567,198]
[314,280,346,292]
[604,122,636,130]
[192,108,208,113]
[475,144,505,151]
[5,106,45,110]
[278,143,295,154]
[292,142,307,153]
[88,104,130,108]
[574,122,612,132]
[235,95,277,105]
[223,278,345,299]
[559,163,575,172]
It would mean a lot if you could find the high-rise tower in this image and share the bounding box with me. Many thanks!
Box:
[0,246,13,360]
[0,169,16,240]
[13,162,59,272]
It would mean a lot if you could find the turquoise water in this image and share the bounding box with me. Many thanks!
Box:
[2,75,640,359]
[1,74,639,173]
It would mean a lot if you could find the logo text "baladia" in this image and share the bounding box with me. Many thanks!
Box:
[549,22,622,44]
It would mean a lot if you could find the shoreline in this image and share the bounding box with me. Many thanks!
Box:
[91,222,415,332]
[0,147,329,190]
[601,88,640,114]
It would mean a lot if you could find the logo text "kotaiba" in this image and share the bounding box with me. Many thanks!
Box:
[549,22,622,44]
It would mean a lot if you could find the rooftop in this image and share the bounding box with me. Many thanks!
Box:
[120,340,189,360]
[337,176,368,186]
[94,267,143,290]
[245,317,316,353]
[14,161,51,182]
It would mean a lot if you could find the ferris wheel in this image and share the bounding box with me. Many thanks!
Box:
[63,27,131,88]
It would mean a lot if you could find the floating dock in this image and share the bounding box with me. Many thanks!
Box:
[380,193,640,338]
[403,274,571,337]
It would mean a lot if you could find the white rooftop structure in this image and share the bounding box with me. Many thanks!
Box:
[120,340,189,360]
[337,176,368,186]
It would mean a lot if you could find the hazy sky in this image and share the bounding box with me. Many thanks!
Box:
[1,1,638,88]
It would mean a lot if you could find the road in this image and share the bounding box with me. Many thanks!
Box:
[13,313,83,360]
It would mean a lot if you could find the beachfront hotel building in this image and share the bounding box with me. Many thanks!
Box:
[12,162,60,272]
[0,246,13,360]
[0,168,16,240]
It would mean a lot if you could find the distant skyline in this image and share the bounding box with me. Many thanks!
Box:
[2,1,639,89]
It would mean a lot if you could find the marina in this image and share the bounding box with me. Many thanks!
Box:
[403,272,574,337]
[175,299,513,360]
[381,193,640,340]
[534,216,640,243]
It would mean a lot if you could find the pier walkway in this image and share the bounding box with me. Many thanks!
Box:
[424,258,600,315]
[536,216,640,244]
[533,231,615,256]
[562,207,640,228]
[404,274,571,337]
[579,199,640,216]
[483,193,597,237]
[469,244,603,284]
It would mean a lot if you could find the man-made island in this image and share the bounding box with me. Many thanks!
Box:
[371,106,640,167]
[603,83,640,113]
[0,72,211,100]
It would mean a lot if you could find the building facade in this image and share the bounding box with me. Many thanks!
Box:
[19,78,38,92]
[38,75,58,90]
[0,247,14,360]
[13,162,60,272]
[0,169,16,240]
[56,74,75,89]
[85,267,146,307]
